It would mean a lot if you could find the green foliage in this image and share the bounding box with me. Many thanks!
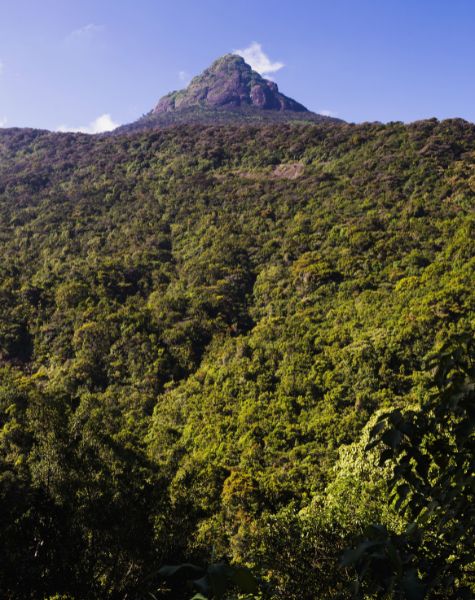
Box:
[157,561,258,599]
[344,333,475,598]
[0,118,473,598]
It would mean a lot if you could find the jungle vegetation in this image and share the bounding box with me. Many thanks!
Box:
[0,118,473,599]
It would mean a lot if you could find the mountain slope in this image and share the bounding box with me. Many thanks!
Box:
[117,54,340,132]
[0,117,474,597]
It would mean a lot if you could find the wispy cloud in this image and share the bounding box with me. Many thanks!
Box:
[178,70,191,85]
[0,60,4,75]
[66,23,105,42]
[319,109,338,117]
[233,42,284,77]
[0,117,7,128]
[57,113,118,134]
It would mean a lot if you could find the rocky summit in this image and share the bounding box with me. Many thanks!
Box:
[117,54,340,132]
[154,54,308,113]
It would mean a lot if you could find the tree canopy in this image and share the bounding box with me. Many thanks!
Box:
[0,118,474,598]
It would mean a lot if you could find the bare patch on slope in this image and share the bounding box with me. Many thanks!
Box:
[215,162,305,181]
[271,163,304,179]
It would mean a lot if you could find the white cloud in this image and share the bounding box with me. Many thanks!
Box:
[67,23,104,42]
[0,60,4,75]
[0,117,7,127]
[319,109,338,117]
[57,113,118,134]
[233,42,284,77]
[178,70,191,84]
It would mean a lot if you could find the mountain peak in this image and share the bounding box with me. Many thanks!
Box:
[153,53,308,114]
[116,54,342,133]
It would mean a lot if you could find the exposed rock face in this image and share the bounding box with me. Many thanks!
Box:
[153,54,308,114]
[115,54,342,133]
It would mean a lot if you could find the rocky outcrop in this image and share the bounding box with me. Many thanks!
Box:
[115,54,343,133]
[153,54,308,114]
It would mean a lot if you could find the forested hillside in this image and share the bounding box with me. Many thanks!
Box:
[0,118,474,599]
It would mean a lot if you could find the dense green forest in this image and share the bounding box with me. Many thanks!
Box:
[0,118,474,599]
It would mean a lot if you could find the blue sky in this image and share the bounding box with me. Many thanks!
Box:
[0,0,474,130]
